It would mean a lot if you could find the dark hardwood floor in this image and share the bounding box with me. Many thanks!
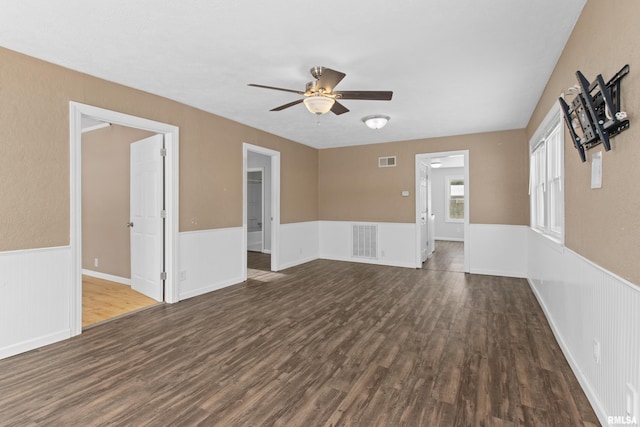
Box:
[248,250,272,271]
[424,240,464,272]
[0,258,598,426]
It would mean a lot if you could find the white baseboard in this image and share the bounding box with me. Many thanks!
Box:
[319,221,416,269]
[0,329,71,360]
[0,246,72,360]
[278,256,319,270]
[179,227,245,301]
[82,269,130,286]
[179,276,244,300]
[528,277,607,424]
[435,237,464,242]
[528,229,640,426]
[278,221,319,270]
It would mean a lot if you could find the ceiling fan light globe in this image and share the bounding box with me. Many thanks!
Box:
[303,96,335,115]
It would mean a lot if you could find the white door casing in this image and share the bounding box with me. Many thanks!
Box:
[415,150,469,271]
[419,162,428,263]
[70,101,179,336]
[130,134,165,302]
[427,169,435,259]
[242,143,280,278]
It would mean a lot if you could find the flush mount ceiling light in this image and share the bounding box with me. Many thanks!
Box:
[431,159,442,168]
[302,95,335,115]
[362,115,390,129]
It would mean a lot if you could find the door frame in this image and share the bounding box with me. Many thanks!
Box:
[69,102,180,336]
[242,143,280,278]
[247,167,265,253]
[417,160,432,263]
[414,150,469,271]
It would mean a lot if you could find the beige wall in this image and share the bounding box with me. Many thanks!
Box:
[0,46,318,252]
[319,129,529,225]
[82,125,155,278]
[527,0,640,284]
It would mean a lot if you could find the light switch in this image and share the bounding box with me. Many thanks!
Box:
[401,191,409,197]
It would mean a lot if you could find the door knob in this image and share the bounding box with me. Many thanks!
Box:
[126,222,134,228]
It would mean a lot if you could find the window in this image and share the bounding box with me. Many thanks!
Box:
[445,176,465,222]
[529,105,564,241]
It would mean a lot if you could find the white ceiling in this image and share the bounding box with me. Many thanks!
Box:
[0,0,586,149]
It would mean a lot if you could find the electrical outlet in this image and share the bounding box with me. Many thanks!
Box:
[94,258,99,267]
[626,383,638,418]
[179,270,187,281]
[593,339,601,364]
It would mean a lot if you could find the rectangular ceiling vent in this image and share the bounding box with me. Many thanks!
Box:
[352,224,378,259]
[378,156,396,168]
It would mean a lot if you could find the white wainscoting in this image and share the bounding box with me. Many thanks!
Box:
[528,228,640,426]
[278,221,319,270]
[469,224,527,278]
[0,246,73,360]
[319,221,416,268]
[178,228,245,300]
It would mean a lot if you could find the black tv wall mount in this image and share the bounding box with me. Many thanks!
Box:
[559,64,630,162]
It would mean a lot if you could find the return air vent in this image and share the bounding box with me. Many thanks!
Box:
[378,156,396,168]
[352,224,378,259]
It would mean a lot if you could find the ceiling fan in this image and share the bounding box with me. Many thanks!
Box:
[248,66,393,116]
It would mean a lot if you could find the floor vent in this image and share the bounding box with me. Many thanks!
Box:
[352,224,378,259]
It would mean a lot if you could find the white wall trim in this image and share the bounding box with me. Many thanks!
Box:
[178,227,244,301]
[70,102,180,337]
[278,221,320,270]
[435,237,464,242]
[0,246,73,360]
[527,228,640,426]
[81,270,131,286]
[319,221,416,269]
[0,330,71,361]
[527,277,608,423]
[468,224,527,278]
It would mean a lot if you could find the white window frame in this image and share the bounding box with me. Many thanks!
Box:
[529,102,564,243]
[445,175,465,223]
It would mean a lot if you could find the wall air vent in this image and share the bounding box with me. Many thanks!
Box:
[378,156,396,168]
[352,224,378,259]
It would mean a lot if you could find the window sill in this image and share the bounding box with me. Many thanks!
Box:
[530,227,564,254]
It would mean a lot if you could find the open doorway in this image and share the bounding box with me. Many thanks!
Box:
[415,150,469,272]
[81,123,161,327]
[70,102,180,336]
[242,143,280,280]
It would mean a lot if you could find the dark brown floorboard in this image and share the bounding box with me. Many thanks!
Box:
[424,240,465,272]
[0,260,599,426]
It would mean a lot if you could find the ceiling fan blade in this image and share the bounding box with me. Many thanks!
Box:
[313,67,346,93]
[270,99,304,111]
[334,91,393,101]
[248,83,305,95]
[330,101,350,115]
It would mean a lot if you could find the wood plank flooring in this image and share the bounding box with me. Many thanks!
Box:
[424,240,465,272]
[82,275,158,328]
[0,260,599,426]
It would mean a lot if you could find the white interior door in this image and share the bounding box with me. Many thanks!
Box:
[130,134,164,302]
